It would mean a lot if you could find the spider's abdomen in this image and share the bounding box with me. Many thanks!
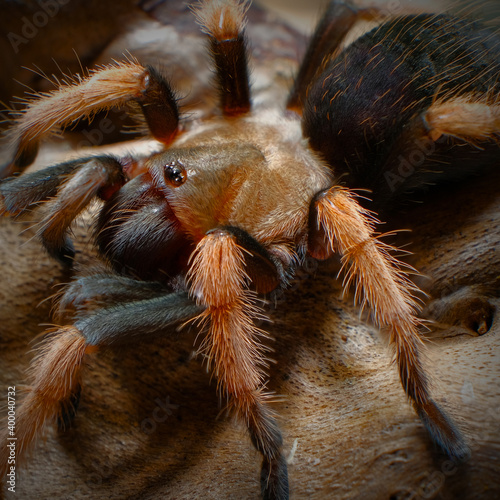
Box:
[303,14,500,197]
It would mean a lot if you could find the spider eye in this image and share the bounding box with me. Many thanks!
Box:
[164,160,186,187]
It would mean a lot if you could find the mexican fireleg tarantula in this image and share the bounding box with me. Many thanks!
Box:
[1,0,499,498]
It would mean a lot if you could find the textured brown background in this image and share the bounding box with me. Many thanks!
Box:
[0,1,499,499]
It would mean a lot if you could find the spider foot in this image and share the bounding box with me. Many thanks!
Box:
[415,399,470,462]
[261,453,289,500]
[57,383,82,431]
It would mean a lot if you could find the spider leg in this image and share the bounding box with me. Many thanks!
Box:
[1,155,127,264]
[187,228,288,500]
[309,187,468,459]
[425,97,500,143]
[0,280,202,478]
[374,97,500,200]
[287,0,381,111]
[55,269,190,321]
[1,61,179,178]
[0,157,85,215]
[193,0,251,115]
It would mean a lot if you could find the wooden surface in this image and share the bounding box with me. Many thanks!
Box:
[1,1,499,499]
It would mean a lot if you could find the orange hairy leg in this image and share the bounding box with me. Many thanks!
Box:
[0,327,89,479]
[425,97,500,143]
[188,229,288,500]
[310,187,468,459]
[1,61,179,178]
[377,95,500,200]
[0,279,202,479]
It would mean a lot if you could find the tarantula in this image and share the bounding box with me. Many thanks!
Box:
[1,0,499,498]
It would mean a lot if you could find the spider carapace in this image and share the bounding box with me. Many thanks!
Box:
[1,0,498,498]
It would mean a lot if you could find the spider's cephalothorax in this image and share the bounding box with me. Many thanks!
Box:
[1,1,498,498]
